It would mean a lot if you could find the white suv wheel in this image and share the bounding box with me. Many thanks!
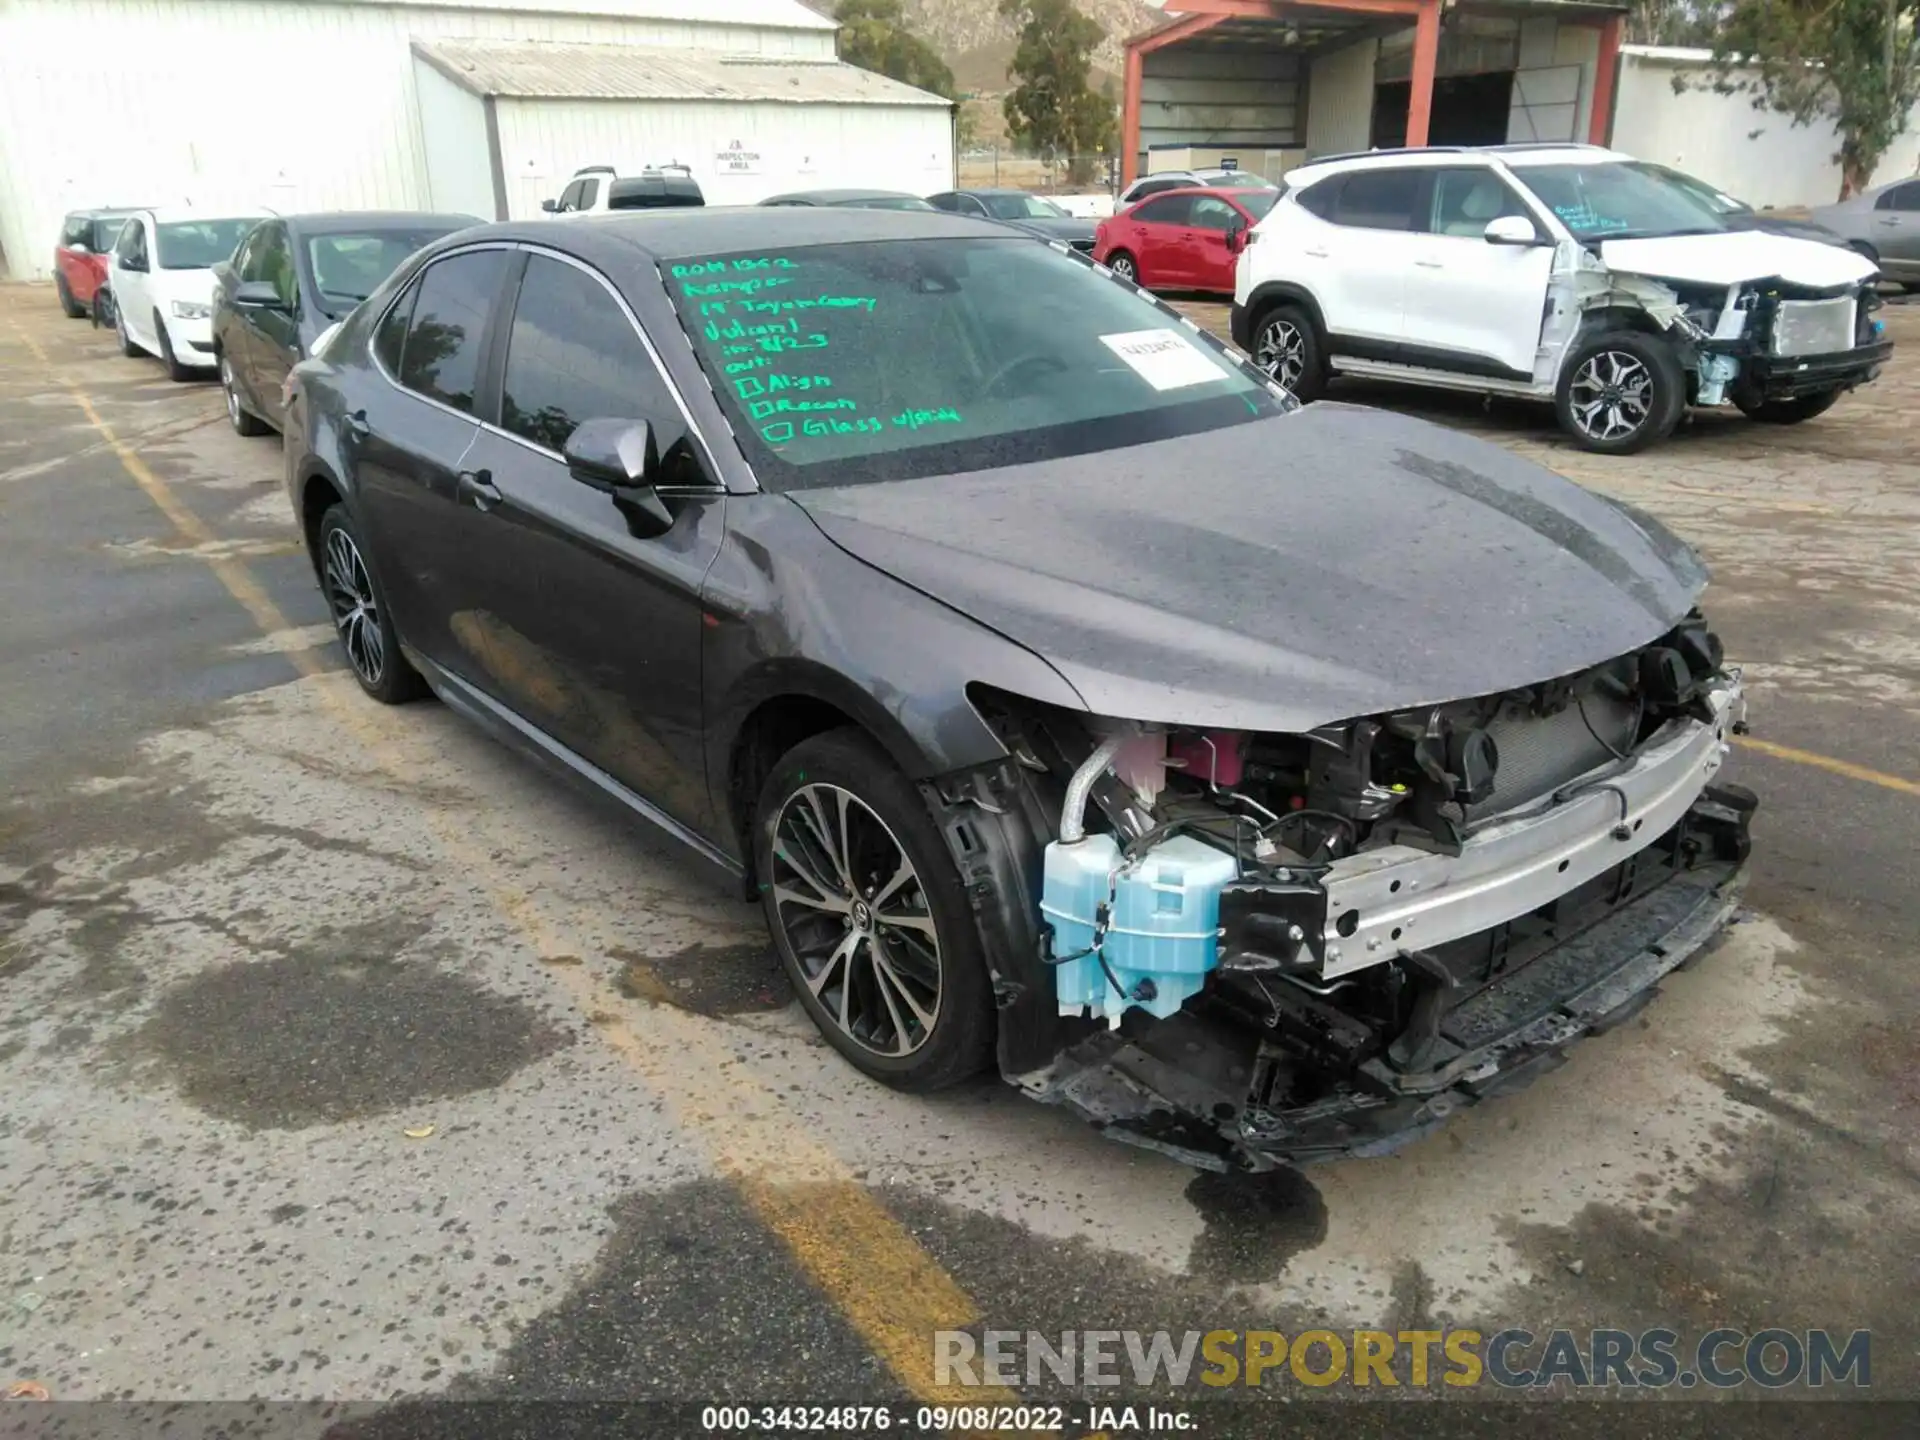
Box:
[1255,316,1306,388]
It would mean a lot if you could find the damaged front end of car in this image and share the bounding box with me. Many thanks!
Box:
[928,613,1755,1171]
[1549,254,1892,411]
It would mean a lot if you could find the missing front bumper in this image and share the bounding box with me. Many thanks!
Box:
[1010,785,1755,1171]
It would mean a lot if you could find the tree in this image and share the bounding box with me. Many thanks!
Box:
[1702,0,1920,197]
[1000,0,1116,169]
[834,0,956,99]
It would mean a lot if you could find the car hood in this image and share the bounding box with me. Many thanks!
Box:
[1598,229,1874,287]
[1009,216,1097,242]
[790,403,1708,733]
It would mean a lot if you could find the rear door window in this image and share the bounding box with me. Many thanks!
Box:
[1329,169,1423,230]
[1878,181,1920,212]
[395,250,508,414]
[1134,195,1194,227]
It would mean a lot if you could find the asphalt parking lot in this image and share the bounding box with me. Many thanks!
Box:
[2,283,1917,1432]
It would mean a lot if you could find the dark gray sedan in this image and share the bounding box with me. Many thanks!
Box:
[281,207,1753,1170]
[212,210,479,437]
[926,188,1097,250]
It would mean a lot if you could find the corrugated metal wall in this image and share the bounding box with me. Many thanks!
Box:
[1138,46,1302,158]
[1304,39,1376,159]
[0,0,834,279]
[495,98,953,213]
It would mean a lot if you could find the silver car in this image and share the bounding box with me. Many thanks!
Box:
[1808,177,1920,284]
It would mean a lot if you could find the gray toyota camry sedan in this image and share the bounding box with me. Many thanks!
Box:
[282,207,1755,1170]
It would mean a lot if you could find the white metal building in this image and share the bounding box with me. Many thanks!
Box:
[1610,45,1920,208]
[0,0,954,281]
[411,37,955,217]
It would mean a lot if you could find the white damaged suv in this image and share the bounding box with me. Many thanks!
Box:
[1232,144,1892,453]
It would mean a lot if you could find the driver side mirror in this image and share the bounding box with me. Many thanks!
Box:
[1484,215,1545,247]
[234,279,287,310]
[1225,218,1248,254]
[564,418,673,535]
[541,198,560,213]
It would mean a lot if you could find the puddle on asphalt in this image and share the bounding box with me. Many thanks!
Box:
[1184,1167,1329,1286]
[609,941,787,1019]
[130,922,572,1129]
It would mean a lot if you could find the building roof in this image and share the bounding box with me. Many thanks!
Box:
[328,0,834,28]
[411,38,951,107]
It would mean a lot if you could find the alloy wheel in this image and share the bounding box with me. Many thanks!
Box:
[323,527,386,686]
[1255,317,1306,390]
[1567,350,1653,444]
[221,358,242,428]
[768,783,942,1058]
[1109,254,1136,282]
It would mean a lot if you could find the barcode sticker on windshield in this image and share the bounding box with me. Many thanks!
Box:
[1099,329,1224,391]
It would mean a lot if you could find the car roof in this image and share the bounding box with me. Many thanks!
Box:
[1287,143,1631,186]
[1131,185,1267,201]
[143,205,277,224]
[282,211,482,237]
[438,206,1007,265]
[761,188,925,205]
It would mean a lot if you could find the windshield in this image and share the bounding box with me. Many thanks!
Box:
[307,230,461,316]
[1237,191,1279,221]
[982,193,1068,220]
[88,217,130,251]
[1510,162,1730,241]
[664,236,1284,490]
[155,218,260,270]
[1652,166,1751,217]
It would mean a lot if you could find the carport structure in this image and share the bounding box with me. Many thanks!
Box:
[1122,0,1627,184]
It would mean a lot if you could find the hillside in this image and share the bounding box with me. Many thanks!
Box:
[801,1,1163,85]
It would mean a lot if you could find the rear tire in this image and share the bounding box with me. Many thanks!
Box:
[221,354,269,436]
[1106,250,1138,285]
[1734,389,1842,425]
[753,728,994,1092]
[1554,329,1685,455]
[155,314,196,383]
[316,504,427,705]
[56,274,87,318]
[1250,302,1327,402]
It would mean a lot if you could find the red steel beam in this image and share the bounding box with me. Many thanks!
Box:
[1586,13,1625,144]
[1404,0,1441,148]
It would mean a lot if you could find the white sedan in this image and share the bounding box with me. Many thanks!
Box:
[108,208,267,380]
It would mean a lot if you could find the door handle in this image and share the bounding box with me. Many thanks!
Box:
[343,409,371,438]
[1414,259,1444,268]
[1302,247,1329,258]
[457,468,502,511]
[1877,216,1899,226]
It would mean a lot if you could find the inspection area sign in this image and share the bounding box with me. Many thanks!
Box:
[716,139,763,174]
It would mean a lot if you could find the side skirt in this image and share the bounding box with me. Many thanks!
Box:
[408,647,744,879]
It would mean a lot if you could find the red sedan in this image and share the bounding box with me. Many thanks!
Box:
[53,208,138,319]
[1093,186,1278,294]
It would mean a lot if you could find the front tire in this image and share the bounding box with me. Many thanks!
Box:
[754,729,994,1091]
[1250,302,1327,401]
[56,274,87,318]
[1106,250,1138,284]
[1735,389,1842,425]
[317,504,427,704]
[1554,330,1685,455]
[115,300,142,357]
[221,354,269,436]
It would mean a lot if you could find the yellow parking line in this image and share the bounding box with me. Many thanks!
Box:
[1734,736,1920,799]
[11,316,1010,1413]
